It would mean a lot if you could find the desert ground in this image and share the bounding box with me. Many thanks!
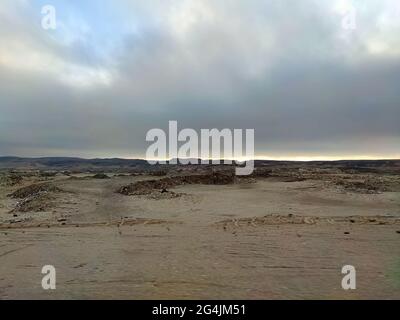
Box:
[0,159,399,299]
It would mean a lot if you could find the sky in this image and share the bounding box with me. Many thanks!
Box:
[0,0,399,160]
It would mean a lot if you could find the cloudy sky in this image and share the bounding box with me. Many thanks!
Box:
[0,0,399,160]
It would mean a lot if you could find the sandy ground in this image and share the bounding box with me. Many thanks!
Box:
[0,171,399,299]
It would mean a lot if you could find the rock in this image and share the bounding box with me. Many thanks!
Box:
[92,173,110,179]
[303,217,315,225]
[8,183,60,199]
[117,172,235,196]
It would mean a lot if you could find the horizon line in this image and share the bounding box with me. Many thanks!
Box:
[1,155,399,162]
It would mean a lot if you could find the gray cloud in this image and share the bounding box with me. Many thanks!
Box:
[0,0,399,159]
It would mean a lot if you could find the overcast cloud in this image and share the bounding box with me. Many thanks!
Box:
[0,0,399,159]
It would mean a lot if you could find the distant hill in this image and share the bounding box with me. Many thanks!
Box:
[0,156,148,170]
[0,156,399,172]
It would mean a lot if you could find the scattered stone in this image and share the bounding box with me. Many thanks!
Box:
[303,217,315,225]
[11,193,53,213]
[1,174,23,186]
[118,172,235,196]
[40,171,57,177]
[92,173,110,179]
[7,183,61,213]
[149,170,167,177]
[8,183,60,199]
